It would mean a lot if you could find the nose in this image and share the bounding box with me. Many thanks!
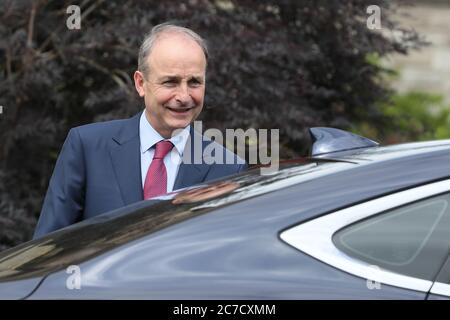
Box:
[175,83,191,105]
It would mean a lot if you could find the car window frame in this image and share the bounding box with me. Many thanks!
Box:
[430,253,450,297]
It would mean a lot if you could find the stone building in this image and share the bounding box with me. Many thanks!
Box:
[385,0,450,104]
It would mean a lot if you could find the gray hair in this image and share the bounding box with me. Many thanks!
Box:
[138,22,209,78]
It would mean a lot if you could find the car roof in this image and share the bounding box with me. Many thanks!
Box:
[312,139,450,164]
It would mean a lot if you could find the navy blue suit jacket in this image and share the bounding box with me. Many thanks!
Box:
[34,112,247,238]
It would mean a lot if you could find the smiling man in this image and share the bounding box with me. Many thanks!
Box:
[33,23,247,239]
[134,27,206,139]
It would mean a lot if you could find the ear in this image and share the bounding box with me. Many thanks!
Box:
[134,71,146,97]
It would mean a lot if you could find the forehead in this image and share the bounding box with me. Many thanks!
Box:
[147,33,207,76]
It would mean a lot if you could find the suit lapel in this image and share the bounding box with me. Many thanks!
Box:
[109,112,143,205]
[173,127,211,190]
[174,161,210,190]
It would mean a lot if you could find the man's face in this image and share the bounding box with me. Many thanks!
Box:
[134,33,206,138]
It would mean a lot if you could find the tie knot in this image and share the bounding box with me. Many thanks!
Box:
[153,140,174,159]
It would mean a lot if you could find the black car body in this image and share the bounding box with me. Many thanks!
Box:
[0,129,449,299]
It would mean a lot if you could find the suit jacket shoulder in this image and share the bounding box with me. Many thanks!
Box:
[72,112,141,147]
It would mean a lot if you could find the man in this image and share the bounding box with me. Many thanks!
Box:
[33,23,247,239]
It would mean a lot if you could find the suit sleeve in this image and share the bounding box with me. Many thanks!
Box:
[33,128,86,239]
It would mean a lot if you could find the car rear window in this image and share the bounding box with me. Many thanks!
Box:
[333,193,450,281]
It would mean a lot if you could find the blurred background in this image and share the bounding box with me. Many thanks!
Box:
[0,0,449,249]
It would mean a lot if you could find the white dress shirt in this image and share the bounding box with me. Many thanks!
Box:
[139,110,190,193]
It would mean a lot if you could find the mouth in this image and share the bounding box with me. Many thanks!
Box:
[166,106,194,115]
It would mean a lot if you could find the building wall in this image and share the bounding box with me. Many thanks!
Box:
[384,2,450,104]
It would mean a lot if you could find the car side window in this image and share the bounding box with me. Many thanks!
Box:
[333,193,450,281]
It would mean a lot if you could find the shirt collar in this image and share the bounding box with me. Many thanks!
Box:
[139,110,190,156]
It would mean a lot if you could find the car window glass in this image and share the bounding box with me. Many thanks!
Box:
[333,193,450,281]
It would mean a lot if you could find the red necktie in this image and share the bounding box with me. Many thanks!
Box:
[143,140,174,199]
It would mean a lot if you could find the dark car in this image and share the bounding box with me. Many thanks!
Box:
[0,128,449,299]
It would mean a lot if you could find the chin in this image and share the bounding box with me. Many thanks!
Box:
[167,119,192,131]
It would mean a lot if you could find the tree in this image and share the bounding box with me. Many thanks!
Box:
[0,0,424,249]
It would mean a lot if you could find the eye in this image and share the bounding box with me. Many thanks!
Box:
[162,80,177,87]
[188,79,202,87]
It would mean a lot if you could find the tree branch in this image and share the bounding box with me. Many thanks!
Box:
[26,0,39,49]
